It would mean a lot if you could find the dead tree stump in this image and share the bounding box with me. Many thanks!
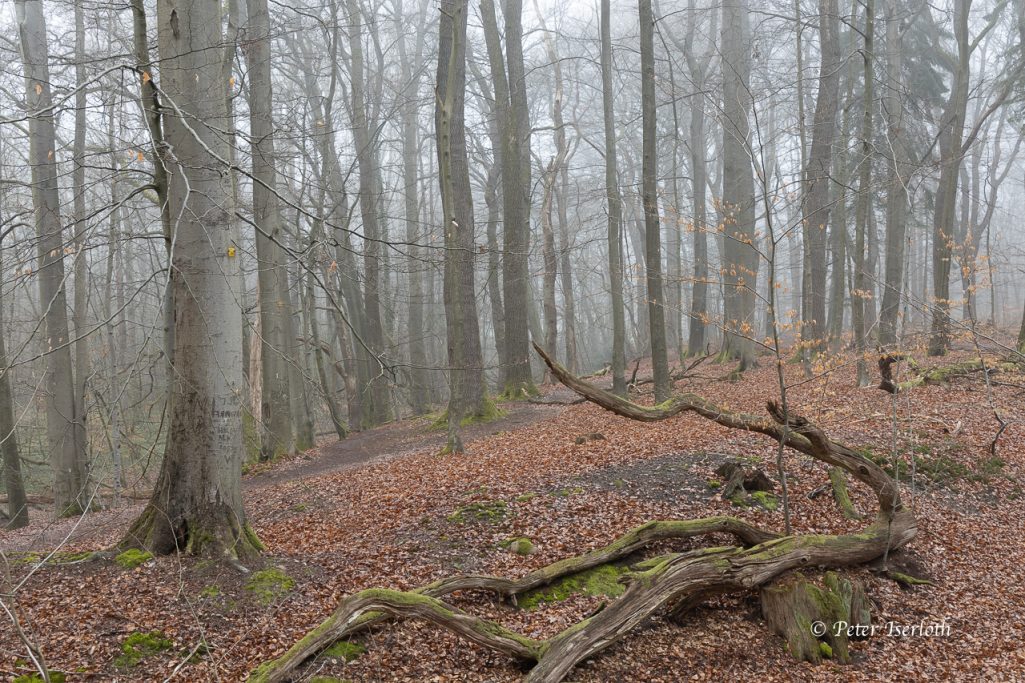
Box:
[761,571,872,663]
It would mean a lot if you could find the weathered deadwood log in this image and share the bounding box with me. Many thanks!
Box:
[880,353,1022,394]
[715,460,773,500]
[761,571,871,663]
[249,517,776,682]
[521,344,915,682]
[251,347,916,683]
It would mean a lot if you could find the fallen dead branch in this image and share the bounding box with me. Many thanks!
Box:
[251,344,917,683]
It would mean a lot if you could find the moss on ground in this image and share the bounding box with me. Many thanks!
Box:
[13,674,66,683]
[447,501,507,524]
[518,564,629,609]
[245,567,295,605]
[751,491,779,511]
[500,537,535,555]
[321,640,366,662]
[115,549,153,569]
[431,397,505,430]
[114,631,173,668]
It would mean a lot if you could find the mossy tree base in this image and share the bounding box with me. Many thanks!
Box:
[761,572,872,663]
[120,501,262,562]
[251,348,918,682]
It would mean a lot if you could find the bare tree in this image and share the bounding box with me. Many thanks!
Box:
[719,0,758,369]
[122,0,259,558]
[437,0,487,452]
[601,0,627,395]
[15,0,89,516]
[639,0,670,399]
[247,0,297,460]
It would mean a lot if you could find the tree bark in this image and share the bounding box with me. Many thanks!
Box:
[16,0,89,516]
[720,0,758,369]
[639,0,671,400]
[246,0,296,460]
[500,0,535,395]
[436,0,487,451]
[878,0,911,347]
[395,0,430,414]
[121,0,259,559]
[347,0,392,423]
[600,0,627,395]
[852,0,875,386]
[801,0,841,354]
[0,244,27,528]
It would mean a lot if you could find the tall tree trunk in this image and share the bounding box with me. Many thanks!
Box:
[122,0,259,559]
[878,0,911,347]
[396,0,430,414]
[437,0,487,452]
[72,0,91,489]
[347,0,392,422]
[535,1,572,377]
[246,0,295,460]
[16,0,89,516]
[500,0,534,395]
[801,0,841,354]
[682,0,713,356]
[852,0,875,386]
[639,0,670,399]
[130,0,174,386]
[556,175,579,373]
[0,211,27,527]
[720,0,758,369]
[480,0,510,383]
[928,0,971,356]
[601,0,627,394]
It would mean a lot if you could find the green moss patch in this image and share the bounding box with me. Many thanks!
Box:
[751,491,779,511]
[245,567,295,605]
[199,585,221,599]
[500,537,535,555]
[431,397,505,430]
[321,640,366,662]
[13,674,66,683]
[447,500,507,524]
[115,549,153,569]
[114,631,173,668]
[518,564,629,609]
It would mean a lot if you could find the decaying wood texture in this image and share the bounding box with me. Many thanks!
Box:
[251,344,916,682]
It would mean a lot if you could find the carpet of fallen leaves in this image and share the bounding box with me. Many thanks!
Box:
[2,345,1025,682]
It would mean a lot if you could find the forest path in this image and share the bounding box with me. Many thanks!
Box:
[0,388,577,551]
[243,395,569,489]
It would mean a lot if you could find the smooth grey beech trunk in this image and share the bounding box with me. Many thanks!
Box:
[639,0,670,400]
[600,0,627,395]
[719,0,758,369]
[122,0,257,558]
[800,0,841,353]
[437,0,486,452]
[347,0,393,425]
[16,0,89,516]
[246,0,296,460]
[879,0,911,347]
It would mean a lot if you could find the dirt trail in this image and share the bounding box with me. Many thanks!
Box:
[0,397,565,551]
[244,398,563,488]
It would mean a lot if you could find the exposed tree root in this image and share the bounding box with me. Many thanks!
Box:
[252,345,917,682]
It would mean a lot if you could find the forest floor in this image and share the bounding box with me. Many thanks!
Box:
[2,343,1025,682]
